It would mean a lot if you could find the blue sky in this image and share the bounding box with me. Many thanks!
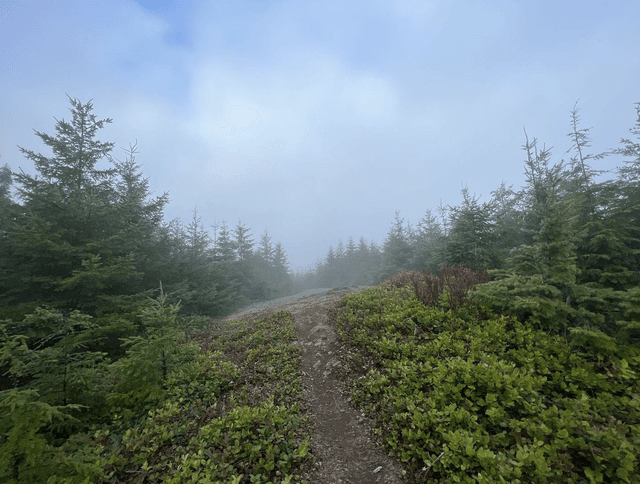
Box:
[1,0,639,271]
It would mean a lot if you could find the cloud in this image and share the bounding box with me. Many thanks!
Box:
[3,0,640,271]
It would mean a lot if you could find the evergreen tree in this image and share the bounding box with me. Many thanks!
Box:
[519,130,558,244]
[234,221,254,261]
[380,211,412,279]
[611,101,640,278]
[0,165,18,311]
[411,209,445,274]
[318,246,338,287]
[272,243,293,295]
[0,163,11,201]
[257,229,275,268]
[213,221,237,265]
[563,101,605,222]
[489,182,525,264]
[173,209,221,314]
[108,142,169,290]
[444,186,496,271]
[2,97,146,318]
[334,239,348,285]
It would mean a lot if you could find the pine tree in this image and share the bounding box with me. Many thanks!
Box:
[107,290,198,419]
[318,246,338,287]
[108,142,169,290]
[0,163,11,201]
[519,130,558,244]
[611,101,640,279]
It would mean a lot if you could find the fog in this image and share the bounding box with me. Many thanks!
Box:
[2,0,639,271]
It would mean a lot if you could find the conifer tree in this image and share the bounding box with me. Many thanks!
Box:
[380,211,412,279]
[444,186,496,271]
[411,209,445,274]
[272,243,293,295]
[611,101,640,278]
[489,182,525,264]
[0,164,17,311]
[234,222,254,261]
[564,101,605,222]
[108,142,169,290]
[257,229,275,268]
[4,97,140,317]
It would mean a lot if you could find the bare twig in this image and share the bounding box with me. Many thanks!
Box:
[422,451,445,481]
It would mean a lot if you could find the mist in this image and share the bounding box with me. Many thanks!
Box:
[2,0,639,271]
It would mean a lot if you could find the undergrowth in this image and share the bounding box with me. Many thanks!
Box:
[333,282,640,483]
[91,311,312,484]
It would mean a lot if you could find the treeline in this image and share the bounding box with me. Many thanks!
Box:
[0,97,295,480]
[0,96,294,324]
[301,100,640,347]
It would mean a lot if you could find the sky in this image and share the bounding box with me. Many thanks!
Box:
[1,0,639,272]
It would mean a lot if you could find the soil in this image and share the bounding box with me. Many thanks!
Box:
[221,288,406,484]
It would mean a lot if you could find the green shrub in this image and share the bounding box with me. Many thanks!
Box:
[99,311,312,483]
[334,286,640,483]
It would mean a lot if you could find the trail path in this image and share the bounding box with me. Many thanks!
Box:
[222,288,406,484]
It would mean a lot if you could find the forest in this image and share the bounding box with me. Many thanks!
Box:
[0,95,639,482]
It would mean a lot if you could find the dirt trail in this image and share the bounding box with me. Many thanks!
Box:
[224,288,406,484]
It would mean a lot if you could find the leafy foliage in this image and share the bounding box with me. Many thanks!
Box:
[333,285,640,483]
[98,311,312,484]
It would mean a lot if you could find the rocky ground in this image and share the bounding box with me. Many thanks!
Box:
[221,288,406,484]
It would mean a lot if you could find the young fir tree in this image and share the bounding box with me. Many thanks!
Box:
[271,242,293,295]
[489,181,525,265]
[318,246,338,288]
[257,229,275,269]
[444,186,497,271]
[0,164,18,312]
[380,211,412,280]
[610,101,640,281]
[411,209,445,275]
[473,133,598,334]
[563,101,605,222]
[108,142,169,291]
[107,288,198,421]
[233,221,269,304]
[176,208,219,314]
[209,220,242,314]
[4,97,141,318]
[607,101,640,343]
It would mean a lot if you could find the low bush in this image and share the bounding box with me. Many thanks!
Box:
[333,285,640,483]
[93,311,312,483]
[383,265,490,310]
